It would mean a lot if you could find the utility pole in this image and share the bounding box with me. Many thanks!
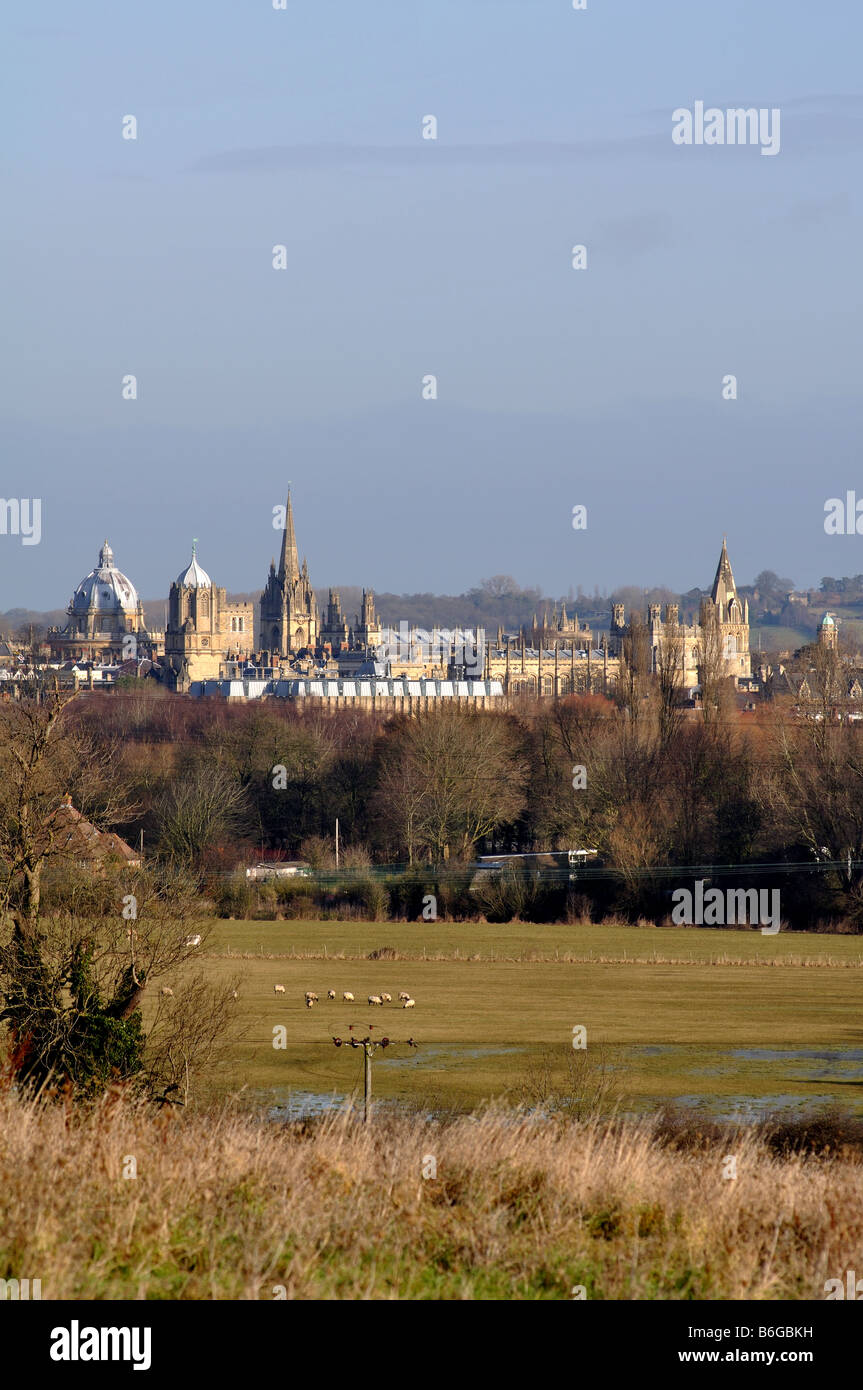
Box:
[363,1040,372,1123]
[335,817,339,869]
[332,1029,418,1125]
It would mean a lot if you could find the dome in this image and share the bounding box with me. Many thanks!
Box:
[176,541,211,589]
[821,612,836,627]
[71,540,141,614]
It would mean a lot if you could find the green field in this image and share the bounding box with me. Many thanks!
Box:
[185,919,863,1116]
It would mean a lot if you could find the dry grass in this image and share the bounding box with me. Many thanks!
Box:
[210,946,862,968]
[0,1089,861,1300]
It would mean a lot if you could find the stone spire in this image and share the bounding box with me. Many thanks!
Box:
[710,537,738,608]
[278,490,299,582]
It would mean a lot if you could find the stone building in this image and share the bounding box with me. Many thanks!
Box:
[609,539,751,691]
[528,602,593,652]
[48,540,157,663]
[164,543,254,690]
[486,639,620,697]
[258,492,318,660]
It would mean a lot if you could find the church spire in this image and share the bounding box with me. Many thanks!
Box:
[710,536,738,606]
[278,489,299,582]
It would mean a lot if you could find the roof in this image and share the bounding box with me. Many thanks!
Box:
[47,797,141,866]
[70,540,141,615]
[175,541,212,589]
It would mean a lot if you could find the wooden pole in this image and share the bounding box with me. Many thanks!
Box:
[335,817,339,869]
[363,1041,372,1124]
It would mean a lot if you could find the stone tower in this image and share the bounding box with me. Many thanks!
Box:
[165,542,253,689]
[258,491,319,660]
[320,589,349,653]
[702,538,751,679]
[355,589,382,650]
[818,612,838,650]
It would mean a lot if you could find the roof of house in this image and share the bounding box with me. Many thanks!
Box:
[47,796,141,866]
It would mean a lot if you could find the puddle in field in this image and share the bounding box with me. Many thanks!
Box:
[378,1044,523,1069]
[261,1045,863,1121]
[268,1091,347,1121]
[672,1093,845,1120]
[619,1044,863,1117]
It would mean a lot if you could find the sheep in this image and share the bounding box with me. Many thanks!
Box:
[274,984,286,995]
[327,990,336,1000]
[306,998,315,1009]
[231,990,239,1000]
[381,993,392,1003]
[160,987,174,997]
[305,991,319,1003]
[343,992,354,1002]
[402,998,415,1009]
[368,995,383,1007]
[398,992,410,1002]
[184,933,202,947]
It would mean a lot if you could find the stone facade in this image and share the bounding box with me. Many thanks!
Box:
[164,544,254,690]
[258,492,318,660]
[609,539,751,691]
[48,540,154,663]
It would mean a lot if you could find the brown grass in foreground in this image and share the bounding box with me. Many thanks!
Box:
[0,1091,861,1300]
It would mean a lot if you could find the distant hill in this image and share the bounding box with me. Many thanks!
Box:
[6,571,863,650]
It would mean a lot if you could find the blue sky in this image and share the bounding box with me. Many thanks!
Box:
[4,0,863,608]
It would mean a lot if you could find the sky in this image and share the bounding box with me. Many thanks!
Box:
[3,0,863,610]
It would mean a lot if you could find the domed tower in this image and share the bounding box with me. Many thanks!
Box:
[165,541,254,689]
[49,540,149,662]
[818,612,838,651]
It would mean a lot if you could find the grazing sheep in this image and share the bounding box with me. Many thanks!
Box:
[305,991,319,1004]
[184,934,202,947]
[306,998,315,1009]
[368,995,383,1007]
[343,992,354,1002]
[402,998,415,1009]
[274,984,286,995]
[327,990,336,1000]
[398,992,410,1002]
[381,993,392,1003]
[231,990,239,1000]
[160,987,174,997]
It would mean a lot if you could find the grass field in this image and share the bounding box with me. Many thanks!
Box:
[180,920,863,1116]
[5,1092,862,1299]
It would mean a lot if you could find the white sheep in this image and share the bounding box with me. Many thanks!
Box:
[160,987,174,997]
[398,992,410,1002]
[184,934,202,947]
[381,993,392,1003]
[305,991,319,1003]
[343,992,354,1002]
[327,989,336,1000]
[402,998,415,1009]
[274,984,286,995]
[368,995,383,1007]
[306,998,315,1009]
